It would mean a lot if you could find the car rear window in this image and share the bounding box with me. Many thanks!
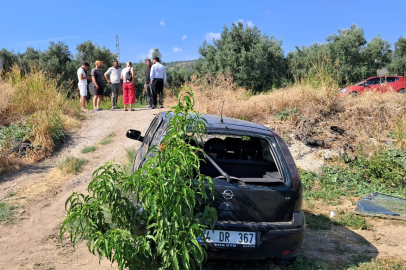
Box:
[195,134,284,186]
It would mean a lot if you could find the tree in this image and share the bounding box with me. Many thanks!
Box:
[75,41,117,94]
[196,22,286,91]
[388,36,406,76]
[0,48,18,73]
[287,25,392,86]
[151,48,162,62]
[61,91,217,270]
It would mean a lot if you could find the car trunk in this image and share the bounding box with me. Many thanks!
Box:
[196,134,295,223]
[209,178,294,222]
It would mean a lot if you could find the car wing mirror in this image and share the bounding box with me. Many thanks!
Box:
[126,129,143,141]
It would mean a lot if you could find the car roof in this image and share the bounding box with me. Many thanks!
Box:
[159,112,274,136]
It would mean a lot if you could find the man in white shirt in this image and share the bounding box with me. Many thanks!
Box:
[150,57,167,109]
[104,61,122,110]
[77,62,91,112]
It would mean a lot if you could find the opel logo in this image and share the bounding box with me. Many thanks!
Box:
[222,190,234,200]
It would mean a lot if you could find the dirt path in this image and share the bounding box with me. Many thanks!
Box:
[0,107,164,270]
[1,108,406,270]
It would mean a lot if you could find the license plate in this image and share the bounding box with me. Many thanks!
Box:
[198,230,256,248]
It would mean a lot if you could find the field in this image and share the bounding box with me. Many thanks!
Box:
[1,69,406,269]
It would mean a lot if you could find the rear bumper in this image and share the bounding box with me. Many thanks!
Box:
[207,211,305,260]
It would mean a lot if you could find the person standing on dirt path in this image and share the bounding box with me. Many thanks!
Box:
[91,60,104,111]
[104,61,122,110]
[144,59,153,108]
[150,56,166,109]
[120,61,136,111]
[77,62,91,112]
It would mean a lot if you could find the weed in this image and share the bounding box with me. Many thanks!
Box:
[282,134,292,145]
[0,202,15,222]
[5,190,17,198]
[334,212,372,230]
[0,65,80,173]
[57,156,87,175]
[100,133,115,145]
[81,146,96,154]
[276,107,299,121]
[349,257,406,270]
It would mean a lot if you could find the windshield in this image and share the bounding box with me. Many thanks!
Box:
[355,80,365,86]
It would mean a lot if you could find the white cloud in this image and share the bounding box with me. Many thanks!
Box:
[182,35,187,41]
[237,19,254,28]
[160,18,165,26]
[173,47,182,52]
[205,32,221,41]
[140,48,155,60]
[246,21,254,28]
[16,36,77,46]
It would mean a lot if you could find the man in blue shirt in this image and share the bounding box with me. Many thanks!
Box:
[149,57,167,109]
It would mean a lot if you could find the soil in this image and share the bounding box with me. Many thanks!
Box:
[0,109,405,270]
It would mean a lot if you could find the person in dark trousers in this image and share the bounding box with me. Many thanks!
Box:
[144,59,153,108]
[149,56,166,109]
[104,60,121,110]
[91,60,104,111]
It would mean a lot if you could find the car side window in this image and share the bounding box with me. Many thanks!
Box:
[142,117,161,153]
[386,77,399,83]
[366,78,380,85]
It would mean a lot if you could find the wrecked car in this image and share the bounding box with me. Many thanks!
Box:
[126,112,305,261]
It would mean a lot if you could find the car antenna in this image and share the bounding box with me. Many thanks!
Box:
[220,101,224,123]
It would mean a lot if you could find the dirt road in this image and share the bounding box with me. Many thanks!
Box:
[1,108,405,270]
[0,108,162,269]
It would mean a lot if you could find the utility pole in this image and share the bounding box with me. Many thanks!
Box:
[116,35,120,62]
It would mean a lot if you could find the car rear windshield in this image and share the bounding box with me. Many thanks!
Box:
[193,134,284,186]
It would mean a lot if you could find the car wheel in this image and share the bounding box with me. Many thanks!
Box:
[398,89,405,93]
[349,91,358,97]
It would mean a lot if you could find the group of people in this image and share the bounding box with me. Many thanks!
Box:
[77,57,166,112]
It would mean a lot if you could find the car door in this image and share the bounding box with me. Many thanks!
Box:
[364,78,381,93]
[385,77,401,92]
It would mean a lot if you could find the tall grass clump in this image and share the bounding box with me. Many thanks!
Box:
[0,65,80,173]
[173,61,406,156]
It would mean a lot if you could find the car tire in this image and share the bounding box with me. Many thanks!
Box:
[398,89,405,94]
[349,91,358,97]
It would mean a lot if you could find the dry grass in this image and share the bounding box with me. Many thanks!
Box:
[0,65,80,173]
[167,73,406,155]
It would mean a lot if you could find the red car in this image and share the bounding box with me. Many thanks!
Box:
[339,76,406,95]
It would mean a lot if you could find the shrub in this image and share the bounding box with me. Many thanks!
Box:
[58,156,87,175]
[61,90,217,270]
[81,146,97,154]
[0,202,15,222]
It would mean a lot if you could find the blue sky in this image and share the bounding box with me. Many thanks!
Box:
[1,0,405,63]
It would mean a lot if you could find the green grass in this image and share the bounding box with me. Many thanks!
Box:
[81,146,97,154]
[299,148,406,205]
[334,212,372,230]
[124,148,136,173]
[100,133,115,145]
[0,202,16,222]
[58,156,87,174]
[84,96,145,110]
[304,212,332,230]
[5,190,17,198]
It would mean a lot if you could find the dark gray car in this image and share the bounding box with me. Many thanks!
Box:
[127,112,305,261]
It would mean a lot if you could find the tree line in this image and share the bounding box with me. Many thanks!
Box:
[1,23,406,93]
